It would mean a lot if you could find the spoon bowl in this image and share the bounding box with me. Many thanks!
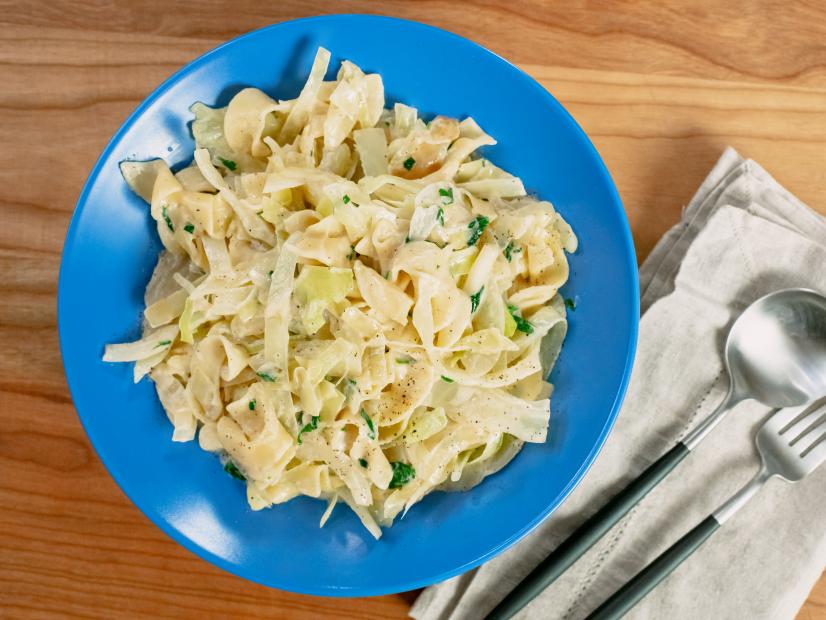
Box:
[724,288,826,408]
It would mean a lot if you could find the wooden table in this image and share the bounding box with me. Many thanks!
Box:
[2,2,824,618]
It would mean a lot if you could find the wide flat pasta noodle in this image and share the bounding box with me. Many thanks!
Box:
[224,87,285,158]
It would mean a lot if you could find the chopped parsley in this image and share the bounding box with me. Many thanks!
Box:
[403,156,416,171]
[342,194,351,204]
[396,356,415,365]
[384,272,390,280]
[183,222,195,233]
[358,458,368,468]
[219,157,237,171]
[507,304,534,335]
[360,408,376,440]
[564,297,577,311]
[438,187,454,205]
[224,460,245,481]
[154,339,172,348]
[256,371,276,382]
[347,244,356,261]
[389,461,416,489]
[345,377,359,396]
[161,205,174,232]
[503,240,521,262]
[297,415,320,445]
[436,206,445,226]
[268,270,274,277]
[467,215,490,246]
[248,399,256,411]
[440,375,455,383]
[470,286,484,313]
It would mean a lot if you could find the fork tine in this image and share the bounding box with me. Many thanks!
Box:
[779,402,826,441]
[765,404,810,433]
[795,415,826,454]
[801,434,826,464]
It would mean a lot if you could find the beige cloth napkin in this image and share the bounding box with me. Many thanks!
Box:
[410,148,826,620]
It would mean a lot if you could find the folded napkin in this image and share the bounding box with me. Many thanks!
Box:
[411,148,826,620]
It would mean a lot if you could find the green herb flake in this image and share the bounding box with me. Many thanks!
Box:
[345,378,359,396]
[161,205,174,232]
[440,375,455,383]
[184,222,195,233]
[389,461,416,489]
[384,272,390,280]
[396,356,415,365]
[219,157,237,171]
[224,460,245,481]
[154,339,172,348]
[564,297,577,311]
[257,371,276,382]
[342,194,351,204]
[248,399,256,411]
[436,206,445,226]
[347,244,356,261]
[507,304,535,335]
[359,408,376,440]
[470,286,484,313]
[297,415,320,445]
[503,240,522,262]
[467,215,490,246]
[403,157,416,171]
[358,458,368,468]
[438,187,454,205]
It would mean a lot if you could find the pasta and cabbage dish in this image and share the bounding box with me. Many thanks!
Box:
[104,48,577,538]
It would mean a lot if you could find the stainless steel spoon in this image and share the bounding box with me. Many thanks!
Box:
[487,288,826,620]
[682,287,826,450]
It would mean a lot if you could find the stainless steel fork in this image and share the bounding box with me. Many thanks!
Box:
[586,401,826,620]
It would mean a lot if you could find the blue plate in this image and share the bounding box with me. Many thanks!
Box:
[58,15,638,596]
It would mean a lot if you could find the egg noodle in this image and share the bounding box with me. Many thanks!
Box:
[104,48,577,538]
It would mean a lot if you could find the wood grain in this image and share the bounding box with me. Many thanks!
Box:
[1,1,824,618]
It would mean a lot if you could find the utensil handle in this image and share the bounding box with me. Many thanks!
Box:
[485,443,690,620]
[585,515,721,620]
